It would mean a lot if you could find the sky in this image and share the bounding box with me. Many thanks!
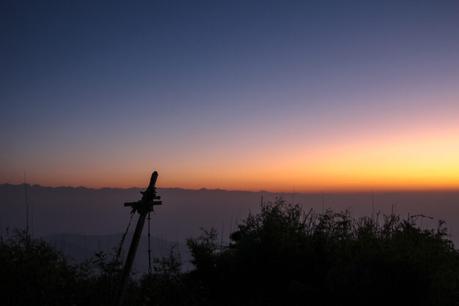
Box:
[1,0,459,191]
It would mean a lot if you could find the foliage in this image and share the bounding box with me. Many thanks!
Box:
[138,246,199,306]
[2,199,459,306]
[0,230,81,306]
[185,199,459,306]
[0,230,136,306]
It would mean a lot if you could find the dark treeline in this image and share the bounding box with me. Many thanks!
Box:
[1,199,459,306]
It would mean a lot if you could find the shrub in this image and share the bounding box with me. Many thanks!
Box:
[186,199,459,306]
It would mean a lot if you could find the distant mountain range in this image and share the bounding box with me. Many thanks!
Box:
[2,184,459,263]
[0,184,264,241]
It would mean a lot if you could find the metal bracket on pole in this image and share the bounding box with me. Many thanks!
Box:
[115,171,162,306]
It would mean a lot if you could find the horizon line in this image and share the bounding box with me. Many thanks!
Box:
[2,182,459,194]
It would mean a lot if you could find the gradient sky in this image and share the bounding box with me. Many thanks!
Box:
[1,0,459,191]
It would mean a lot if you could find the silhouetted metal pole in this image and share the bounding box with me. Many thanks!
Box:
[116,171,162,306]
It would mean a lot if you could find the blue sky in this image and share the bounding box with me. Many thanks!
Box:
[1,0,459,190]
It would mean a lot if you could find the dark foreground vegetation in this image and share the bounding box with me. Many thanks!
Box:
[2,199,459,306]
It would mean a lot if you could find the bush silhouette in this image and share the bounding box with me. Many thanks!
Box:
[0,230,82,306]
[2,199,459,306]
[184,199,459,306]
[0,230,137,306]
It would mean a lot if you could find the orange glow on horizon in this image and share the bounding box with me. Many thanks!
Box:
[7,120,459,193]
[3,1,459,196]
